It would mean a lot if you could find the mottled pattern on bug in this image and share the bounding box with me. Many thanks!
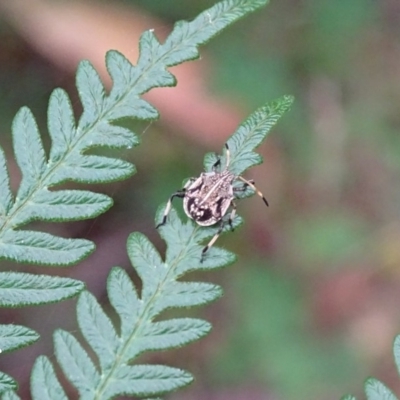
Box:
[156,143,268,262]
[183,168,235,226]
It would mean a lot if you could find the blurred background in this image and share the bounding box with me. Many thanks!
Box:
[1,0,400,399]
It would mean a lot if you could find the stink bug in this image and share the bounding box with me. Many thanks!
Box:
[156,143,268,262]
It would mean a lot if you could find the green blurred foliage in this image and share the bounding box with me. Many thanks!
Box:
[210,262,364,399]
[287,211,369,269]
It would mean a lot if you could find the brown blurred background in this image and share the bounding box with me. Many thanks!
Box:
[1,0,400,399]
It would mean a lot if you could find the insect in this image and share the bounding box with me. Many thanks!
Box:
[156,143,269,262]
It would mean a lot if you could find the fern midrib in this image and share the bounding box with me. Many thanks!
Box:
[94,225,200,399]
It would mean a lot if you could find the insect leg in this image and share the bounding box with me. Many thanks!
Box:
[212,154,221,172]
[200,220,225,263]
[156,190,186,229]
[227,201,236,232]
[237,176,269,206]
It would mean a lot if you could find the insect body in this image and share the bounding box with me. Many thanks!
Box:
[183,168,235,226]
[156,143,268,262]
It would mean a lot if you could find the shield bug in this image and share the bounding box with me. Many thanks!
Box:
[156,143,268,262]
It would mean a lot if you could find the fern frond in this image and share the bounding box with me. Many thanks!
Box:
[0,0,268,267]
[4,95,293,400]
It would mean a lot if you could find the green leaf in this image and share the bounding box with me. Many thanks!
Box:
[83,121,140,150]
[0,231,94,266]
[0,148,13,218]
[127,232,166,301]
[47,89,77,163]
[76,60,106,128]
[0,373,17,396]
[152,281,223,314]
[102,365,193,399]
[126,318,212,360]
[1,391,21,400]
[0,272,84,307]
[162,0,270,67]
[106,51,160,121]
[341,396,357,400]
[77,291,120,371]
[30,357,68,400]
[12,108,46,200]
[13,190,112,226]
[107,267,141,339]
[52,154,135,184]
[54,330,99,398]
[0,325,39,353]
[365,378,398,400]
[0,78,136,265]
